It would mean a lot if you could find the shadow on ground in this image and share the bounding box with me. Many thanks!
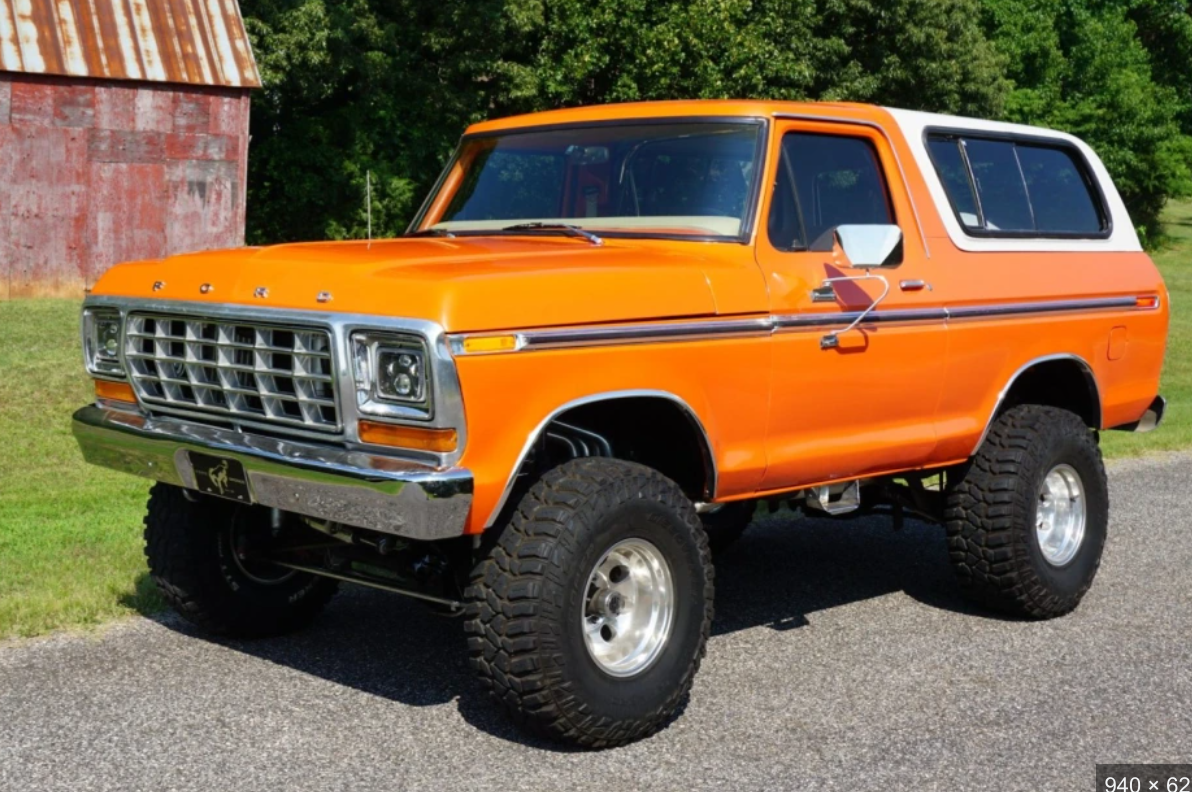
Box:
[147,513,995,749]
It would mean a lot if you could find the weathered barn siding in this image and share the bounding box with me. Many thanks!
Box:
[0,71,250,298]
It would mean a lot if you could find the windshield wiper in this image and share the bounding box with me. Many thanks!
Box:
[500,222,603,246]
[405,228,455,238]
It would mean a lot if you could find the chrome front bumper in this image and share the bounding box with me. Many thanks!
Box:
[72,405,473,541]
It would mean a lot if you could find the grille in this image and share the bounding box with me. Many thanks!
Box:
[125,313,341,433]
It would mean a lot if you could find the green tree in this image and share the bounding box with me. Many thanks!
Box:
[240,0,1189,246]
[525,0,1007,114]
[983,0,1192,243]
[240,0,1006,243]
[1127,0,1192,132]
[241,0,530,243]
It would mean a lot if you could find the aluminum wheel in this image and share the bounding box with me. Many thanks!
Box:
[581,538,675,678]
[1035,463,1087,567]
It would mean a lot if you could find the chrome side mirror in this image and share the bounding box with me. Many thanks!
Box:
[810,224,904,269]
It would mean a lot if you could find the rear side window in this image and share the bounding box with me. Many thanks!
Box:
[926,132,1107,237]
[926,137,979,225]
[1016,145,1104,233]
[768,133,894,250]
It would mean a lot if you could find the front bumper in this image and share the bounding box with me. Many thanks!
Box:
[72,405,473,541]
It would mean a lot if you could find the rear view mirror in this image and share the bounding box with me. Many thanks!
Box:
[810,224,904,269]
[565,145,610,165]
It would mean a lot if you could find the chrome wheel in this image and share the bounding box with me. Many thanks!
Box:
[1036,463,1087,567]
[582,538,675,678]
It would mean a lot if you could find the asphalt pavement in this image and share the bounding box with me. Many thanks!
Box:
[2,453,1191,791]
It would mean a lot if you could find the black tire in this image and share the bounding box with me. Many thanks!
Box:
[144,483,338,637]
[944,405,1108,619]
[700,501,754,554]
[464,458,714,748]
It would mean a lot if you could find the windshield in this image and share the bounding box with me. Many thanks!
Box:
[416,121,764,240]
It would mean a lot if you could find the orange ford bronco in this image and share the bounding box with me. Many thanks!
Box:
[74,100,1168,748]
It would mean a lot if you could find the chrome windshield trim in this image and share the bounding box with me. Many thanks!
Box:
[80,296,468,469]
[412,116,771,245]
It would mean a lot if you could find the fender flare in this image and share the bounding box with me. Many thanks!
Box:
[971,353,1102,455]
[483,389,717,528]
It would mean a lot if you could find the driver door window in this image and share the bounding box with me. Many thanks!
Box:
[768,133,894,251]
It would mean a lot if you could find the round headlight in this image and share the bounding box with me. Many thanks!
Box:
[98,319,120,358]
[84,309,126,377]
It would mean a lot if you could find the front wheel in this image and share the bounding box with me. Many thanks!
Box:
[464,458,714,748]
[944,405,1108,618]
[144,483,338,637]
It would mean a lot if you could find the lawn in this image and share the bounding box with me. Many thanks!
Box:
[1101,199,1192,457]
[0,300,159,639]
[0,204,1189,639]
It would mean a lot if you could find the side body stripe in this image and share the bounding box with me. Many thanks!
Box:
[451,296,1153,354]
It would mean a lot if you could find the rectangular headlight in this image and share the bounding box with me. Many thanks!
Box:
[351,331,431,419]
[82,308,125,379]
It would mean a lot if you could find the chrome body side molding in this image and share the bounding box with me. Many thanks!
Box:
[72,405,473,541]
[519,317,773,349]
[946,296,1137,320]
[451,296,1156,353]
[483,389,717,528]
[971,353,1102,455]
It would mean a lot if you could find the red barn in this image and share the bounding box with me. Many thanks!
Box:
[0,0,259,298]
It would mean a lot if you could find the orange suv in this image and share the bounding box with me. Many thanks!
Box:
[73,100,1168,748]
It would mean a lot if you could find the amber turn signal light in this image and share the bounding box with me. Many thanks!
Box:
[358,421,458,452]
[459,334,520,354]
[94,379,137,404]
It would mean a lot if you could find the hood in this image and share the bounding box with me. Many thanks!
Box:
[92,236,729,333]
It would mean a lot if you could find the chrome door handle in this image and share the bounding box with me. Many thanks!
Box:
[899,279,930,292]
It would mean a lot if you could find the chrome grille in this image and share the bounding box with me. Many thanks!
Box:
[124,313,341,433]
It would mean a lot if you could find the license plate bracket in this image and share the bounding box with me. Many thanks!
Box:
[189,452,253,503]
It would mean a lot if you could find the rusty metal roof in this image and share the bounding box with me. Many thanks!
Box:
[0,0,260,88]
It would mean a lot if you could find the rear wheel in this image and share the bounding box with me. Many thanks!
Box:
[144,483,338,637]
[464,458,713,748]
[944,405,1108,618]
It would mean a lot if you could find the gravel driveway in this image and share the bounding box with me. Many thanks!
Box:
[2,454,1190,791]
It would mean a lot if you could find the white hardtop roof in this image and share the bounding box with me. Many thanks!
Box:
[882,107,1140,253]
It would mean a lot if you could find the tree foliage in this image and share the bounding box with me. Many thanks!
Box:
[240,0,1192,246]
[983,0,1192,244]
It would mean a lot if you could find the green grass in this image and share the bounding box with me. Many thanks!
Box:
[0,300,158,639]
[0,203,1190,639]
[1101,199,1192,457]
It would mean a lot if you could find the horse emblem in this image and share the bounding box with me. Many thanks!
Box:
[207,459,230,496]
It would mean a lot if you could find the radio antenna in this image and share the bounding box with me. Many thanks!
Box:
[366,170,373,246]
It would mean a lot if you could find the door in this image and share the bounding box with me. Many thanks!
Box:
[756,121,948,489]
